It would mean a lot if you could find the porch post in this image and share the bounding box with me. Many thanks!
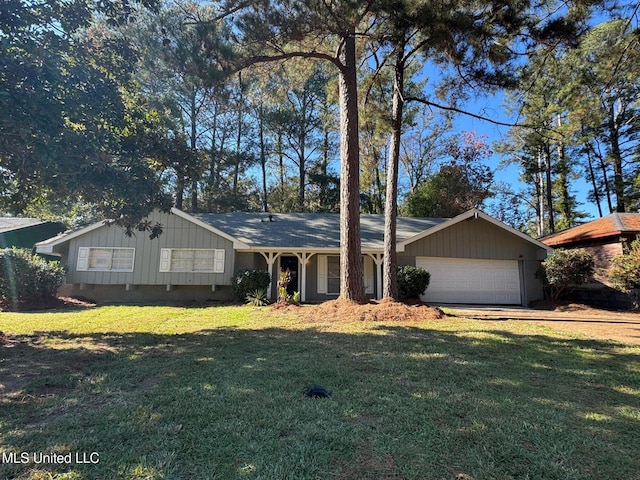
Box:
[370,254,384,300]
[299,253,314,303]
[258,252,279,300]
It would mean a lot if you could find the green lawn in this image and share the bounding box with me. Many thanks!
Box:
[1,305,639,480]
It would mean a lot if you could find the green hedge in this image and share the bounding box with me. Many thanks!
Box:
[231,269,271,301]
[610,237,640,292]
[397,265,431,300]
[0,248,65,310]
[536,249,594,299]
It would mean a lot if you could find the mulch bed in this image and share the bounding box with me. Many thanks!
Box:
[0,296,96,312]
[302,297,444,322]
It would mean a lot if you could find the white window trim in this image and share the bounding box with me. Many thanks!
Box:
[159,248,225,274]
[317,255,340,295]
[317,255,373,295]
[76,247,135,272]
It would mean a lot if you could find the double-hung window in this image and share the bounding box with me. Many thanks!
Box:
[317,255,374,295]
[159,249,225,273]
[76,247,135,272]
[317,255,339,295]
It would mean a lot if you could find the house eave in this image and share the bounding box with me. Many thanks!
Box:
[543,230,639,247]
[238,246,384,254]
[399,209,552,252]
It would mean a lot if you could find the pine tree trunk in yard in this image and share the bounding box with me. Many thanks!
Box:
[383,46,405,300]
[543,143,555,233]
[609,101,626,213]
[258,103,268,212]
[338,32,364,303]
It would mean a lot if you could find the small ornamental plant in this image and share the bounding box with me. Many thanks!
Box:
[246,289,270,306]
[277,269,300,305]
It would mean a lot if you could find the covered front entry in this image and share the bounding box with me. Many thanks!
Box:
[416,257,522,305]
[256,251,315,302]
[279,255,299,296]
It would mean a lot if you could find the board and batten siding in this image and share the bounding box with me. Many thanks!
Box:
[400,217,542,260]
[65,210,234,287]
[399,218,546,306]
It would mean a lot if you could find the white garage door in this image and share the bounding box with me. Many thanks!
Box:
[416,257,521,305]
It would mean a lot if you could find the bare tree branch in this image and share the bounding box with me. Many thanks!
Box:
[404,95,561,134]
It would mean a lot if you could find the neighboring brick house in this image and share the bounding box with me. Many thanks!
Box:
[541,213,640,273]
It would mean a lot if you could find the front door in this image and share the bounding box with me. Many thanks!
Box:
[279,256,299,296]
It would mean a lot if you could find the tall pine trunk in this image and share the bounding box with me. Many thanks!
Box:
[338,32,364,303]
[555,114,570,226]
[608,100,626,212]
[383,45,405,300]
[543,143,555,234]
[258,103,268,212]
[190,90,198,213]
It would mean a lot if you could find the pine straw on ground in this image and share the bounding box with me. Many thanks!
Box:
[0,296,96,312]
[301,297,444,323]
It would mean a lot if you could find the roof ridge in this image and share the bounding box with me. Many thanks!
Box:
[609,212,626,231]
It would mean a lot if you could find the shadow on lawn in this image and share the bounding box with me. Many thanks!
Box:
[1,325,639,480]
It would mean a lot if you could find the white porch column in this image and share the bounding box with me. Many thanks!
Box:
[367,253,384,300]
[258,252,279,300]
[299,253,314,302]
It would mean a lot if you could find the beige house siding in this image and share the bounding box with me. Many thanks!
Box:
[64,210,234,287]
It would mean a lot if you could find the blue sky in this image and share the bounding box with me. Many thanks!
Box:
[454,91,602,221]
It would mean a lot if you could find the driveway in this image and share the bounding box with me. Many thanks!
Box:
[441,304,640,345]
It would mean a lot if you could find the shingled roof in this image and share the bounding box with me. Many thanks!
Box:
[191,212,447,250]
[541,213,640,247]
[0,217,46,233]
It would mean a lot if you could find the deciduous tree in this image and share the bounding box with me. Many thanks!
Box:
[0,0,173,231]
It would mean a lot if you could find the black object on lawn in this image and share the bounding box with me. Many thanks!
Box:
[303,385,332,398]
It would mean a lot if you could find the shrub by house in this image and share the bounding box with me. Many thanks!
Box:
[0,248,65,310]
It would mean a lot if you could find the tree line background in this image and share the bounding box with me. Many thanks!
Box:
[1,0,639,301]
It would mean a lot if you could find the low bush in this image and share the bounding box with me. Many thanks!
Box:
[536,248,594,299]
[0,248,65,310]
[609,237,640,307]
[245,289,270,306]
[231,269,271,302]
[610,238,640,291]
[397,265,431,300]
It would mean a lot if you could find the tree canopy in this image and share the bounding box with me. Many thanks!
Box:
[0,0,174,231]
[1,0,637,297]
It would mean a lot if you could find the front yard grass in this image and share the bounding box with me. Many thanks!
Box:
[1,305,639,479]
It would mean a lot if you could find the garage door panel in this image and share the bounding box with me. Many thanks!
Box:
[416,257,521,305]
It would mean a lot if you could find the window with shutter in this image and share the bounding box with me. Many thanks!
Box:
[77,248,135,272]
[318,255,373,295]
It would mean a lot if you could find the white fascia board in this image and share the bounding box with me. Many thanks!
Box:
[34,208,252,253]
[239,246,339,254]
[34,220,107,254]
[398,209,552,253]
[35,244,56,255]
